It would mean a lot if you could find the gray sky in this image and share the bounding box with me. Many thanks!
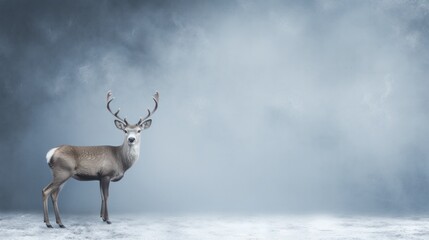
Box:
[1,0,429,214]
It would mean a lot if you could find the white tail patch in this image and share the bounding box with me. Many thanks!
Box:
[46,147,59,164]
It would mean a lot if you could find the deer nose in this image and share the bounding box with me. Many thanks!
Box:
[128,137,135,143]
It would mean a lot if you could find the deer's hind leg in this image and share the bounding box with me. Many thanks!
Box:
[42,170,71,228]
[42,183,54,228]
[51,182,66,228]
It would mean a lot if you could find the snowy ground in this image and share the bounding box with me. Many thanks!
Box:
[1,213,429,239]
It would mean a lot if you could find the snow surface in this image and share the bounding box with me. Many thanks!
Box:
[1,213,429,239]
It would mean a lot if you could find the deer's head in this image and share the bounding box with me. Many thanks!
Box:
[106,91,159,146]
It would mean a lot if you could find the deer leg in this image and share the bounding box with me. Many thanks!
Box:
[100,177,111,224]
[43,171,70,228]
[42,182,54,228]
[51,184,66,228]
[99,180,105,219]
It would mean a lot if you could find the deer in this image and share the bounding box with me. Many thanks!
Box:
[42,91,159,228]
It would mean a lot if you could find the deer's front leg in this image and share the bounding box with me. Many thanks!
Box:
[99,181,104,219]
[100,177,111,224]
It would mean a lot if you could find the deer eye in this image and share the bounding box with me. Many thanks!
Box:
[137,130,141,133]
[124,130,128,133]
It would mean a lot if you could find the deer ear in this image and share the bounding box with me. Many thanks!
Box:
[139,119,152,129]
[114,120,126,130]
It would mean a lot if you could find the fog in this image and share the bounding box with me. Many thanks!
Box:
[1,0,429,214]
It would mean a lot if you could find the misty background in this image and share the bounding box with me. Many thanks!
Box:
[1,0,429,215]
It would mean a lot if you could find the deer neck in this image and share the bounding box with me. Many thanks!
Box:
[119,141,140,170]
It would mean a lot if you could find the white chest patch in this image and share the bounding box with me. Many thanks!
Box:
[128,146,139,160]
[125,145,140,164]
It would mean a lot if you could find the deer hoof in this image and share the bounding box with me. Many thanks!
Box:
[46,223,53,228]
[59,224,66,228]
[106,220,112,224]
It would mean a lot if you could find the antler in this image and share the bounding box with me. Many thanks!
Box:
[106,91,129,125]
[138,92,159,125]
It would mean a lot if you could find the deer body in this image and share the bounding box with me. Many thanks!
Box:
[42,91,158,228]
[48,144,138,182]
